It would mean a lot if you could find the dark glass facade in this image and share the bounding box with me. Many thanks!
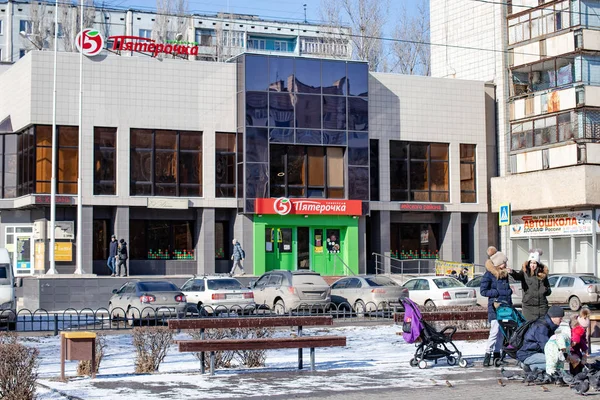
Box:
[237,54,369,212]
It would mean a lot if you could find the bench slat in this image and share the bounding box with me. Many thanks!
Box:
[178,336,346,352]
[394,311,488,323]
[169,316,334,330]
[395,329,489,341]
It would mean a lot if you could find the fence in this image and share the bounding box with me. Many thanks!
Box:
[372,252,488,279]
[0,301,402,334]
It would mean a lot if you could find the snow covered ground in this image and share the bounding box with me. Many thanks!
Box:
[27,324,500,399]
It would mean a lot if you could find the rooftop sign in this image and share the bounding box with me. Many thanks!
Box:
[108,36,200,57]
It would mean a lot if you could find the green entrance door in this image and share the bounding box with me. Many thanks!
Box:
[311,227,345,276]
[264,227,295,271]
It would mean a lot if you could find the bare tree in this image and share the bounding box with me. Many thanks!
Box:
[25,1,52,50]
[60,0,97,52]
[390,0,430,76]
[320,0,389,71]
[154,0,189,58]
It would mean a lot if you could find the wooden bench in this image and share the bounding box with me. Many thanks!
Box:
[394,310,489,341]
[168,316,346,375]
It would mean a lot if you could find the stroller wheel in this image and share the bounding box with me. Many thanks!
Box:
[446,356,457,366]
[458,358,468,368]
[418,360,427,369]
[409,358,418,367]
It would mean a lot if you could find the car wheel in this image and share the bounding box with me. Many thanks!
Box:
[424,300,436,310]
[569,296,582,311]
[126,308,139,327]
[274,299,286,315]
[354,300,366,317]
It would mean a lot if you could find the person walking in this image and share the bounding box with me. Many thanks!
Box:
[230,239,245,276]
[508,249,551,321]
[107,235,118,277]
[116,239,128,277]
[480,250,512,367]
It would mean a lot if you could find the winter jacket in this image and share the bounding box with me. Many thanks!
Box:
[233,243,244,261]
[109,240,118,258]
[571,325,588,359]
[457,273,469,285]
[480,260,513,322]
[516,314,559,362]
[545,332,570,375]
[510,262,551,321]
[118,242,128,260]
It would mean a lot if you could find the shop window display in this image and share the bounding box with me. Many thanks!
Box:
[129,220,195,260]
[390,223,439,260]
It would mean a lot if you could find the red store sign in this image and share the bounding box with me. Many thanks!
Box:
[399,203,444,211]
[108,36,200,57]
[255,198,362,216]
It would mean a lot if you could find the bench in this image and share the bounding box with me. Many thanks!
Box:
[394,310,489,341]
[168,316,346,375]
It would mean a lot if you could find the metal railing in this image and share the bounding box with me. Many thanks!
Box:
[0,302,400,334]
[334,253,357,276]
[372,252,488,280]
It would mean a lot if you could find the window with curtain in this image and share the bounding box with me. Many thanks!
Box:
[215,133,236,197]
[460,144,476,203]
[32,125,78,195]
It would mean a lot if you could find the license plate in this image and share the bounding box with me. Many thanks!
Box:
[227,294,243,299]
[455,293,467,298]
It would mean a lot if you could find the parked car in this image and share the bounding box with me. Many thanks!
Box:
[402,276,477,309]
[180,275,255,314]
[108,281,187,325]
[466,274,523,307]
[250,270,330,314]
[330,275,409,313]
[547,274,600,311]
[0,249,16,330]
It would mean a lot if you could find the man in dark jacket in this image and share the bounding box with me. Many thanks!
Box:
[457,268,469,285]
[517,305,564,372]
[116,239,128,277]
[480,250,512,367]
[107,235,118,277]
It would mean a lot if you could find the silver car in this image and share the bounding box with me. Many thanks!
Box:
[250,270,331,314]
[402,276,477,309]
[330,275,409,313]
[109,281,187,325]
[466,274,523,307]
[181,275,255,314]
[548,274,600,311]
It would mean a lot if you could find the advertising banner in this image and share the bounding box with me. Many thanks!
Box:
[510,210,593,238]
[255,198,362,216]
[55,242,73,262]
[435,260,474,280]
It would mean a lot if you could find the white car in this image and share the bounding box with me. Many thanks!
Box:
[466,274,523,307]
[547,274,600,311]
[402,276,477,309]
[181,276,255,314]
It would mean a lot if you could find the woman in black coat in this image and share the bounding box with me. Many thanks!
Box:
[509,249,551,321]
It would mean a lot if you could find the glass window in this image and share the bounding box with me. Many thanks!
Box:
[269,92,294,128]
[348,97,368,131]
[139,29,152,39]
[195,28,215,46]
[246,92,268,127]
[296,130,321,144]
[245,163,269,199]
[308,147,325,187]
[321,60,346,95]
[322,96,346,130]
[348,166,369,200]
[94,127,116,195]
[215,221,229,259]
[548,276,559,287]
[269,57,294,92]
[295,58,321,93]
[93,219,109,260]
[323,131,346,145]
[575,236,594,273]
[138,282,179,292]
[246,128,269,163]
[370,139,379,201]
[433,277,463,288]
[557,277,575,287]
[460,144,476,203]
[279,228,292,253]
[130,220,194,260]
[245,55,269,91]
[552,237,570,273]
[4,134,17,198]
[348,131,368,166]
[347,62,368,96]
[207,279,242,290]
[269,128,294,143]
[327,147,344,198]
[295,94,321,129]
[215,133,236,198]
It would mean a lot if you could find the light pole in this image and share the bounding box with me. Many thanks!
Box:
[74,0,84,274]
[19,31,42,50]
[46,0,60,275]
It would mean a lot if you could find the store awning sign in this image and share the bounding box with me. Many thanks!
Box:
[108,35,200,57]
[399,203,444,211]
[499,203,511,226]
[510,210,593,238]
[255,198,362,216]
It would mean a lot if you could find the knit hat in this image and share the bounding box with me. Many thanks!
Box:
[528,249,542,263]
[490,251,508,267]
[547,305,565,318]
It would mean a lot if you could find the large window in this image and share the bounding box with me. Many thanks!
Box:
[370,139,379,201]
[195,29,216,46]
[216,133,236,197]
[94,127,116,195]
[17,127,34,196]
[270,144,345,198]
[508,1,570,45]
[93,219,109,260]
[3,135,16,198]
[215,221,229,259]
[511,59,573,95]
[460,144,476,203]
[389,141,449,202]
[510,111,576,151]
[129,220,195,260]
[33,125,78,195]
[130,129,202,197]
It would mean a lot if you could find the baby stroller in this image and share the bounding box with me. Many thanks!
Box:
[495,302,526,364]
[400,298,467,369]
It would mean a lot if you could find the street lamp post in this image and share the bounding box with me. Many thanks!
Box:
[74,0,84,274]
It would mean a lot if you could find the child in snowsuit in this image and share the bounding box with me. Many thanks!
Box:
[570,308,590,374]
[545,326,571,376]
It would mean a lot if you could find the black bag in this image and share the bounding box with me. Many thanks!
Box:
[241,249,246,259]
[507,318,548,351]
[402,317,412,333]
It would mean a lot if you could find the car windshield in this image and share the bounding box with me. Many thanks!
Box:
[292,274,326,285]
[0,266,7,279]
[365,277,398,287]
[207,279,243,290]
[138,282,179,292]
[581,275,600,284]
[432,278,464,289]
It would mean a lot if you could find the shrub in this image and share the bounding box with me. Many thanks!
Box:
[191,329,235,370]
[234,328,273,368]
[0,331,18,345]
[0,343,39,400]
[77,334,107,376]
[132,327,173,373]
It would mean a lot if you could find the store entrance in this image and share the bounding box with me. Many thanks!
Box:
[265,227,295,271]
[312,227,344,275]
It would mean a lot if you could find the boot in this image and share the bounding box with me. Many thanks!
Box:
[492,352,502,367]
[483,353,492,367]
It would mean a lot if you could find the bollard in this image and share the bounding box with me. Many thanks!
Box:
[54,314,59,336]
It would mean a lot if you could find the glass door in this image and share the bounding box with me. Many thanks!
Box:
[297,227,310,270]
[15,235,34,276]
[312,227,345,276]
[265,227,295,271]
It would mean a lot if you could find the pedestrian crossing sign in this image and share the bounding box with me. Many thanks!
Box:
[499,203,511,226]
